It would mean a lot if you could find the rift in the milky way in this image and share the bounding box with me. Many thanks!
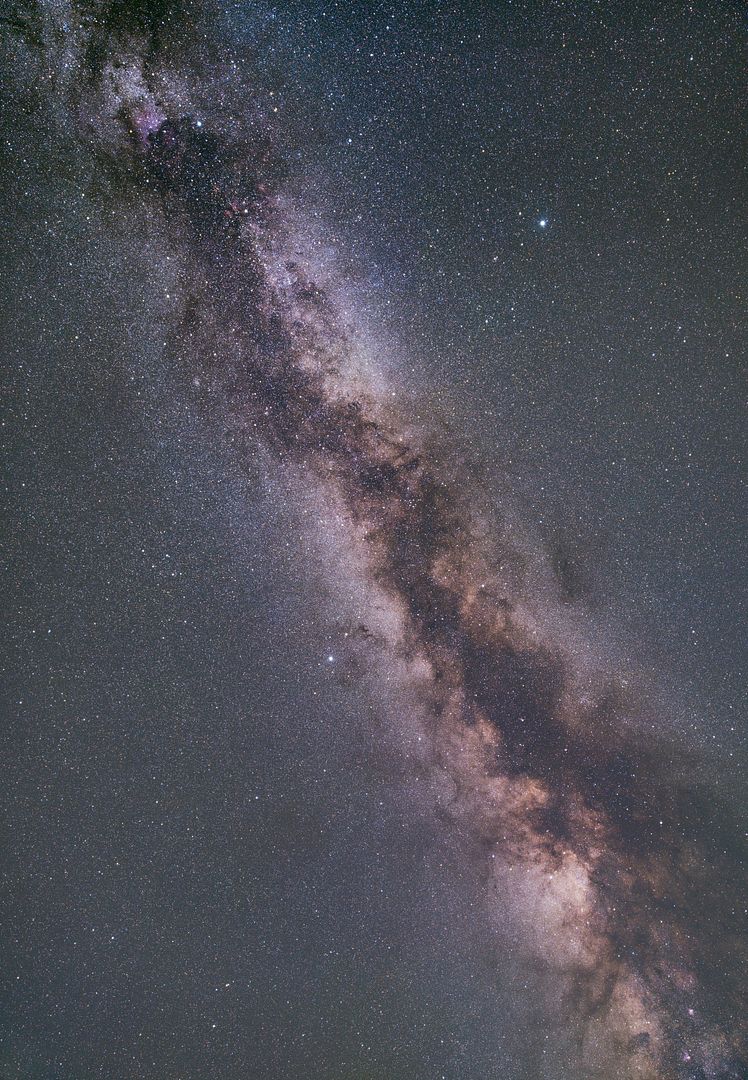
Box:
[6,4,746,1078]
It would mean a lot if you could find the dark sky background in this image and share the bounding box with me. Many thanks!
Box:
[1,3,746,1080]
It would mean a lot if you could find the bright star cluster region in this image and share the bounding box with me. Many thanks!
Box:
[1,3,746,1080]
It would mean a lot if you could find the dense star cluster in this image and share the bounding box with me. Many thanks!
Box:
[1,3,745,1080]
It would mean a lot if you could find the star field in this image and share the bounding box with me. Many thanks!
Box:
[1,3,746,1080]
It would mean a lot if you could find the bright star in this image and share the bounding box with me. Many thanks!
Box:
[538,218,547,228]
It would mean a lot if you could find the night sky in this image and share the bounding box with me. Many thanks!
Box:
[1,3,746,1079]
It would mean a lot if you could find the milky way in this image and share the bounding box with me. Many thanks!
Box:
[3,4,746,1079]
